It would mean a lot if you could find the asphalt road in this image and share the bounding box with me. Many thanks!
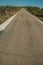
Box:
[0,8,43,65]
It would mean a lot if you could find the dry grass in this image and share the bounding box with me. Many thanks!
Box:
[0,11,17,24]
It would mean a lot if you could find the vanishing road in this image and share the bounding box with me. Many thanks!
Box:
[0,9,43,65]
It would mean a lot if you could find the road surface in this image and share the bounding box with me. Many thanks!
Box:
[0,8,43,65]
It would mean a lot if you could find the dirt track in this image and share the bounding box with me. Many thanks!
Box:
[0,8,43,65]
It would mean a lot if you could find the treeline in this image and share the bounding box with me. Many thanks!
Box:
[25,6,43,17]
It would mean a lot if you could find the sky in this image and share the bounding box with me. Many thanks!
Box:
[0,0,43,8]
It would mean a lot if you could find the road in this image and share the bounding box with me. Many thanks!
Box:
[0,8,43,65]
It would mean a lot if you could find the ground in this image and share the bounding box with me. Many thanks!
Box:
[0,8,43,65]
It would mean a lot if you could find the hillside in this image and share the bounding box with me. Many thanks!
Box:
[0,6,21,24]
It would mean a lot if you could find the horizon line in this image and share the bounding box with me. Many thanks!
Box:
[0,5,43,8]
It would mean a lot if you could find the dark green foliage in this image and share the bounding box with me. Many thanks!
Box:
[25,6,43,17]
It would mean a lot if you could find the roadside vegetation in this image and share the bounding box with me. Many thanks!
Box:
[0,6,43,24]
[25,6,43,21]
[0,6,21,24]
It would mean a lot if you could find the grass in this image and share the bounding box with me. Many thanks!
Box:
[0,6,21,24]
[0,11,17,24]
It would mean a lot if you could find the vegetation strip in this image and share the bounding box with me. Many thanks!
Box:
[0,13,17,31]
